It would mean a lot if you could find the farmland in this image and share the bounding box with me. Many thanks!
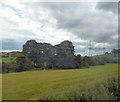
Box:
[0,57,16,63]
[2,64,118,100]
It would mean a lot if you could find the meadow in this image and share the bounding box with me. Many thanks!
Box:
[0,57,16,63]
[2,64,118,100]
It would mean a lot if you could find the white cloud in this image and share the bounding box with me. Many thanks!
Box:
[0,1,118,55]
[0,0,76,44]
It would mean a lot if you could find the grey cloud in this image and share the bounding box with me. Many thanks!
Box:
[96,2,118,13]
[2,39,23,50]
[24,2,118,40]
[72,41,87,47]
[1,1,118,54]
[39,2,117,45]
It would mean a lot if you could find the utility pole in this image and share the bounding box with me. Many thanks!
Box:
[88,40,92,56]
[103,42,105,54]
[83,50,85,56]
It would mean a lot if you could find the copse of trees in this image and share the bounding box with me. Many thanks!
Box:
[16,55,28,72]
[1,40,119,67]
[2,52,34,73]
[2,51,118,73]
[112,49,120,54]
[23,40,78,69]
[15,54,34,72]
[111,48,120,63]
[75,55,96,68]
[75,54,82,67]
[2,62,16,73]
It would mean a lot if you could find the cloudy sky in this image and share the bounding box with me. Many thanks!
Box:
[0,0,119,55]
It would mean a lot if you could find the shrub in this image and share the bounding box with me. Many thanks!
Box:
[39,77,119,101]
[15,55,34,72]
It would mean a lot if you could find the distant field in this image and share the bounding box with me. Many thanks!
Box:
[2,64,118,100]
[0,57,16,63]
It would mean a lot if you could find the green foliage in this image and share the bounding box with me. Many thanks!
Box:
[75,54,82,67]
[39,77,119,101]
[92,53,118,65]
[2,62,17,73]
[82,56,95,66]
[1,51,23,63]
[15,55,26,72]
[1,51,119,73]
[1,53,17,73]
[15,55,34,72]
[112,49,120,54]
[2,52,34,73]
[1,57,16,63]
[75,55,96,68]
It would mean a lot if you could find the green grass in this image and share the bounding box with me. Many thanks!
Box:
[0,57,16,63]
[2,64,118,100]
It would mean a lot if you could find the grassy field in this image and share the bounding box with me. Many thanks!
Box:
[2,64,118,100]
[0,57,16,63]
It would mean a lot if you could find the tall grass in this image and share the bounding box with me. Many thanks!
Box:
[39,77,119,101]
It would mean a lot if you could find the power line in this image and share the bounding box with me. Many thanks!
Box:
[103,42,106,54]
[88,40,92,56]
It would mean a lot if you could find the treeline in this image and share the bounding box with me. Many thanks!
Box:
[2,53,93,73]
[2,49,119,73]
[2,52,34,73]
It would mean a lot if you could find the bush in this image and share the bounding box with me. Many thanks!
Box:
[15,55,34,72]
[2,55,34,73]
[39,77,119,101]
[2,62,17,73]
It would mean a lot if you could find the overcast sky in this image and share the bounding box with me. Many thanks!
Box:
[0,0,119,55]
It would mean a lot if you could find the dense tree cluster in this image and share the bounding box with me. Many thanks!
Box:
[1,40,119,73]
[112,49,120,54]
[23,40,79,69]
[2,52,33,73]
